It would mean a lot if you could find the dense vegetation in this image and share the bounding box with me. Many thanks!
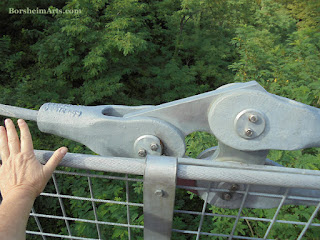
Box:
[0,0,319,239]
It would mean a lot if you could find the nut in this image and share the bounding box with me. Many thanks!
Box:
[230,184,239,191]
[222,193,232,201]
[138,149,147,157]
[249,114,258,123]
[245,128,254,137]
[150,143,159,151]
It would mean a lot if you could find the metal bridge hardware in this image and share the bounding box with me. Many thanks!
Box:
[234,109,266,139]
[143,156,177,240]
[0,81,319,239]
[134,135,163,158]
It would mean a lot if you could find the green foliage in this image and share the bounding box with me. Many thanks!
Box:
[1,0,237,107]
[229,0,320,108]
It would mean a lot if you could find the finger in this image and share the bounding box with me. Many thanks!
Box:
[5,119,20,154]
[0,126,9,160]
[43,147,68,178]
[18,119,33,152]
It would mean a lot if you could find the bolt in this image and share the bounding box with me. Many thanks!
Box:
[138,149,147,157]
[249,114,258,123]
[245,128,254,137]
[222,193,232,201]
[150,143,159,151]
[154,189,164,197]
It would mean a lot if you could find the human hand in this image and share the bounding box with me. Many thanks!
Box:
[0,119,68,200]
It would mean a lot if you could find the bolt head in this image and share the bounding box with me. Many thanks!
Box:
[245,128,254,137]
[154,189,164,197]
[222,193,232,201]
[138,149,147,157]
[249,114,258,123]
[150,143,159,151]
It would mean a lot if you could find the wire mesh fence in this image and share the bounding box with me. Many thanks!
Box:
[26,163,320,240]
[27,169,144,239]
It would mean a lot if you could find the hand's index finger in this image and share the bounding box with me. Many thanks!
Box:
[18,119,33,152]
[0,126,9,160]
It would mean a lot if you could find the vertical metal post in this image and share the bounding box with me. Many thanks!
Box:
[143,155,177,240]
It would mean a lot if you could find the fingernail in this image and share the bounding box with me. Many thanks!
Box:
[17,119,24,124]
[60,147,68,155]
[4,119,10,124]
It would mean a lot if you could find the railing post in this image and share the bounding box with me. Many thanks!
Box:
[143,155,177,240]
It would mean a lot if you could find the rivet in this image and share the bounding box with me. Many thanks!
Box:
[222,193,232,201]
[249,114,258,123]
[245,128,254,137]
[150,143,159,151]
[154,189,164,197]
[138,149,147,157]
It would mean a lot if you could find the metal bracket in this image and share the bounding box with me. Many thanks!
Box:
[195,146,320,208]
[143,155,177,240]
[36,103,185,157]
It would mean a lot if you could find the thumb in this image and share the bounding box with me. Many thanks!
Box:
[43,147,68,177]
